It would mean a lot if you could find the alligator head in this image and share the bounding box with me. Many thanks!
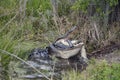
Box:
[48,39,88,60]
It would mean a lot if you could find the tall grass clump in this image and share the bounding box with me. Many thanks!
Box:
[62,60,120,80]
[0,27,19,79]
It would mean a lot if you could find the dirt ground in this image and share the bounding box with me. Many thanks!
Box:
[88,43,120,64]
[97,50,120,64]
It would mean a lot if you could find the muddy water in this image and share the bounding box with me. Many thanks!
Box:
[8,49,87,80]
[9,58,87,80]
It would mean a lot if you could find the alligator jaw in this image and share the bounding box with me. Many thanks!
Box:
[48,40,87,59]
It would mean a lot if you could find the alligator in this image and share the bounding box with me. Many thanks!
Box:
[28,26,88,62]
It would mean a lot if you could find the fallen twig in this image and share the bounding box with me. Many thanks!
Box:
[0,49,51,80]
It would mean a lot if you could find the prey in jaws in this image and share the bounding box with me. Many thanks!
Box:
[48,26,88,62]
[49,39,88,62]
